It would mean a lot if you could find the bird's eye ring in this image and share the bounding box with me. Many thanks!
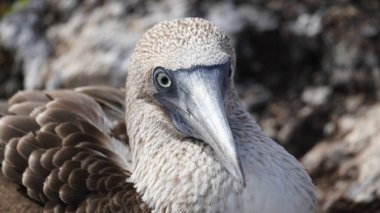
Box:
[154,68,172,88]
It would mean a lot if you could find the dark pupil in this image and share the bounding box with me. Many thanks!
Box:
[161,76,169,85]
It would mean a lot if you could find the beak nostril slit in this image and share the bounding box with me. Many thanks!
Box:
[228,69,232,78]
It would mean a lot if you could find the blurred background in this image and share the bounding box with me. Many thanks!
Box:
[0,0,379,212]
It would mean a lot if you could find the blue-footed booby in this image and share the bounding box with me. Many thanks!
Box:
[0,18,317,212]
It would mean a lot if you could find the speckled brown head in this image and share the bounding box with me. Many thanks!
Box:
[126,18,243,183]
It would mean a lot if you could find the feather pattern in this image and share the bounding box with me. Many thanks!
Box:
[0,18,316,213]
[0,86,150,213]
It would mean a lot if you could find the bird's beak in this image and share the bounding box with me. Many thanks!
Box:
[154,63,244,184]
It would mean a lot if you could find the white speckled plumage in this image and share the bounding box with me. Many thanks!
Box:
[126,17,317,212]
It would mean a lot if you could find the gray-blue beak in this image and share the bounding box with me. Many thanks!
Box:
[153,62,244,184]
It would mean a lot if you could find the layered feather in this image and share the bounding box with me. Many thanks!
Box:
[0,86,150,213]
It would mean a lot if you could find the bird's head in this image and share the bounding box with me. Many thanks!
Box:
[127,18,243,184]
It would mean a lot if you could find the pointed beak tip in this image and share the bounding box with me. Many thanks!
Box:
[235,168,245,186]
[223,139,245,185]
[228,160,245,186]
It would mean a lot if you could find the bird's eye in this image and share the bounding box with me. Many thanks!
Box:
[154,68,172,88]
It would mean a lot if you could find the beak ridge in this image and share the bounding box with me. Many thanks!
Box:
[154,63,244,184]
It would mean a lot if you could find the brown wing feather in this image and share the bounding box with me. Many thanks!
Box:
[0,86,150,213]
[0,101,9,117]
[0,172,43,213]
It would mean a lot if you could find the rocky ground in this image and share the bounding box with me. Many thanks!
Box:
[0,0,380,212]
